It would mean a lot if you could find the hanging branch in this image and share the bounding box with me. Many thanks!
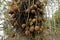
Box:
[4,0,47,40]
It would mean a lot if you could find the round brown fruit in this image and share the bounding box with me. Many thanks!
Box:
[29,18,32,22]
[38,16,42,21]
[13,5,18,11]
[31,10,36,14]
[25,30,30,36]
[29,26,35,32]
[43,0,48,4]
[36,1,41,6]
[34,5,37,9]
[12,14,16,18]
[30,5,34,10]
[40,28,43,32]
[14,22,18,26]
[42,18,46,22]
[25,9,30,13]
[10,5,18,11]
[22,24,26,28]
[30,5,37,10]
[35,26,40,31]
[34,16,38,18]
[30,22,33,26]
[34,4,37,7]
[41,26,44,29]
[32,18,36,23]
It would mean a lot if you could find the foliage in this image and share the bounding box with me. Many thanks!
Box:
[54,9,60,27]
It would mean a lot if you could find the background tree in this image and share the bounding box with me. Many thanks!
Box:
[54,9,60,27]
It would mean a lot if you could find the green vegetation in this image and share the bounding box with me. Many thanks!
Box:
[54,9,60,27]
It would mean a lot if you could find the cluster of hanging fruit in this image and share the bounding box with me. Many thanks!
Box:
[8,0,46,36]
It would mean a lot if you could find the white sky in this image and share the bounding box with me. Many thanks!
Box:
[46,0,59,18]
